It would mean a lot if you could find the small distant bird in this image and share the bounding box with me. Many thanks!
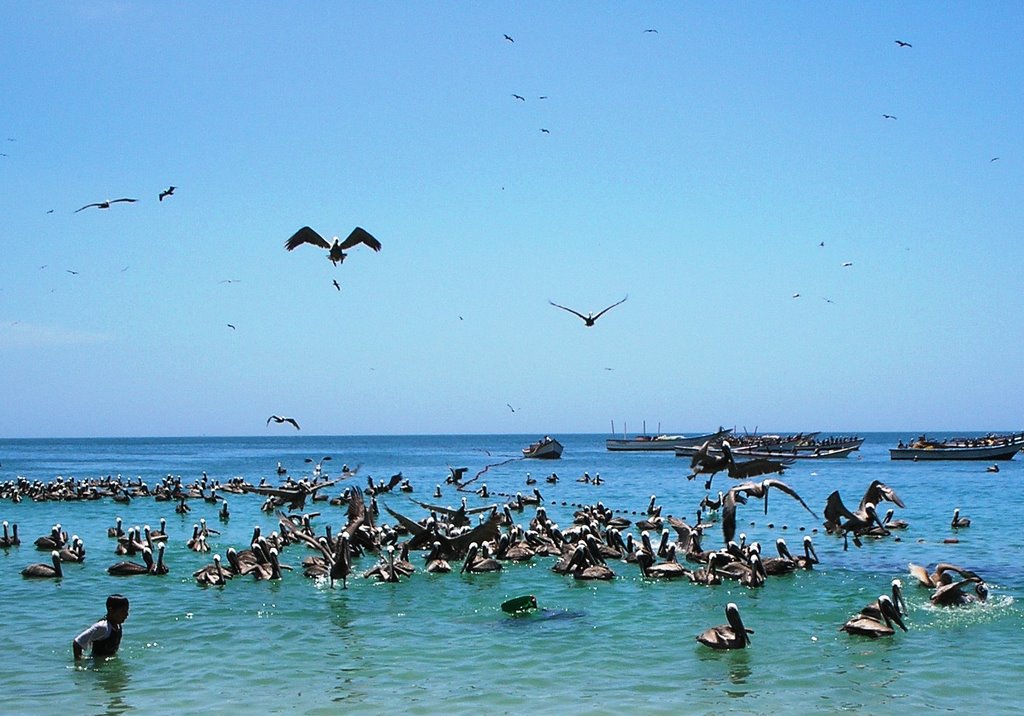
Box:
[267,415,300,430]
[220,279,240,284]
[819,241,824,247]
[538,96,548,100]
[46,209,54,214]
[549,295,628,326]
[284,226,382,266]
[332,279,341,291]
[506,403,516,413]
[74,198,137,213]
[895,40,912,47]
[842,262,853,267]
[990,157,1000,162]
[512,94,526,102]
[822,297,835,304]
[644,28,659,33]
[504,34,514,43]
[67,270,79,275]
[540,128,550,134]
[227,324,236,330]
[159,186,176,201]
[792,293,800,298]
[883,114,897,120]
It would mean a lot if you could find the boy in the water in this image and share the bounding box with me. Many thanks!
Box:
[73,594,130,660]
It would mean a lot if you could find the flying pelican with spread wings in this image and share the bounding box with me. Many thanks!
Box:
[549,295,627,326]
[267,415,300,430]
[75,198,137,213]
[284,226,381,266]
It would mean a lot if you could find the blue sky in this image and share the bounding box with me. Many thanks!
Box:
[1,3,1021,438]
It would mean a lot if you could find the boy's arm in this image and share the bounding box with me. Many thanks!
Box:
[73,640,84,660]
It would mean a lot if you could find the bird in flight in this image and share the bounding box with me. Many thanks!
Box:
[74,198,137,213]
[267,415,300,430]
[540,128,550,134]
[990,157,1000,162]
[882,114,897,120]
[842,262,853,267]
[220,279,240,284]
[644,28,658,33]
[822,297,835,304]
[159,186,176,201]
[895,40,912,48]
[227,324,236,330]
[504,34,514,43]
[67,269,79,275]
[507,403,516,413]
[284,226,382,266]
[512,94,526,102]
[549,295,628,326]
[332,279,341,291]
[792,293,800,299]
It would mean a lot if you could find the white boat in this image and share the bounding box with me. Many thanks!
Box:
[890,432,1024,461]
[605,427,732,452]
[523,436,563,459]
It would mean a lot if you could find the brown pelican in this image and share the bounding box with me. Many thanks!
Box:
[793,536,819,569]
[951,508,971,528]
[461,542,503,573]
[58,536,86,563]
[697,603,752,650]
[107,517,124,539]
[34,523,67,550]
[860,579,908,621]
[0,521,20,548]
[194,554,231,586]
[931,578,988,607]
[548,295,628,327]
[108,548,154,576]
[267,415,300,430]
[158,186,176,201]
[907,562,980,589]
[74,198,137,212]
[635,547,688,580]
[722,479,816,544]
[841,594,907,637]
[150,543,169,575]
[688,440,732,482]
[148,519,168,542]
[284,226,382,266]
[22,550,63,578]
[424,541,452,573]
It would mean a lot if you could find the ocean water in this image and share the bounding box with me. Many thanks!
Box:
[0,432,1021,715]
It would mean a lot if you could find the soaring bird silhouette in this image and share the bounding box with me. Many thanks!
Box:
[882,114,897,120]
[549,295,627,326]
[159,186,176,201]
[504,34,514,43]
[284,226,381,266]
[74,198,137,213]
[512,94,526,102]
[332,279,341,291]
[895,40,912,47]
[267,415,300,430]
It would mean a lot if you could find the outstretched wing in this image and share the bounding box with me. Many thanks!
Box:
[548,301,588,321]
[110,198,137,205]
[285,417,300,430]
[410,498,460,517]
[277,511,332,562]
[729,457,791,479]
[382,504,427,537]
[860,480,905,510]
[285,226,331,251]
[762,479,816,518]
[338,226,381,252]
[74,203,103,213]
[590,294,628,321]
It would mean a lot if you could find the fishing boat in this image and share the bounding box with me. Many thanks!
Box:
[606,427,732,452]
[523,436,563,460]
[889,432,1024,461]
[674,443,859,460]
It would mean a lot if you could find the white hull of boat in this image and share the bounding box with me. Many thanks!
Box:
[605,428,732,452]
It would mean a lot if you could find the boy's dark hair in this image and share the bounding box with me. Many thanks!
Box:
[106,594,129,612]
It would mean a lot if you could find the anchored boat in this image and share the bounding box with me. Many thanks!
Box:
[890,432,1024,461]
[523,436,563,459]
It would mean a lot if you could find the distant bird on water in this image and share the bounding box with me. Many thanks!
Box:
[895,40,912,47]
[74,198,137,213]
[284,226,381,266]
[159,186,176,201]
[549,295,627,326]
[267,415,300,430]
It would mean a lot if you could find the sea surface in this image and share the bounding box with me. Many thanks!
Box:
[1,432,1020,715]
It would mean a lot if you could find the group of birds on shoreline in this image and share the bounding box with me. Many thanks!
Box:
[1,447,991,650]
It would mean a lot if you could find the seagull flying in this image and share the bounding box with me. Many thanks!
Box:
[284,226,381,266]
[882,114,897,120]
[504,34,514,43]
[159,186,176,201]
[267,415,300,430]
[74,198,137,213]
[549,295,628,326]
[512,94,526,102]
[895,40,912,47]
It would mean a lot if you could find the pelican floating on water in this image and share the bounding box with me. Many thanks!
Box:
[697,603,752,649]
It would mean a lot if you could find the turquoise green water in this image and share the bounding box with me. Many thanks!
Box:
[1,434,1020,714]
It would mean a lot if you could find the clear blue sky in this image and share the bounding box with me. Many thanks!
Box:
[1,3,1021,438]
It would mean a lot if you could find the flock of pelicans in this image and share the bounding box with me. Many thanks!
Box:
[2,445,989,651]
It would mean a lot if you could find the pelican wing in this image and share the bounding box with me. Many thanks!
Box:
[728,457,792,479]
[382,504,427,537]
[285,226,331,251]
[722,490,740,544]
[824,490,856,524]
[590,294,628,321]
[465,503,499,515]
[934,563,982,582]
[110,198,137,205]
[337,226,382,252]
[907,562,932,587]
[761,479,817,518]
[410,498,461,517]
[548,301,589,321]
[244,485,303,499]
[450,511,503,553]
[860,480,905,510]
[74,203,104,213]
[277,512,332,562]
